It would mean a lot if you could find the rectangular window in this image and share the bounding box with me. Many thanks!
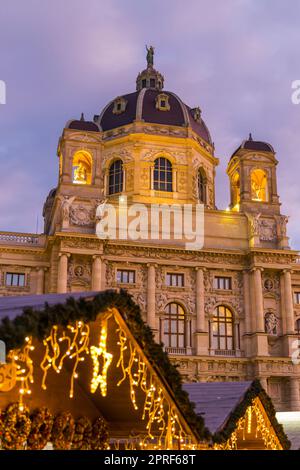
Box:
[294,292,300,304]
[213,276,232,290]
[116,269,135,284]
[5,272,25,287]
[166,273,184,287]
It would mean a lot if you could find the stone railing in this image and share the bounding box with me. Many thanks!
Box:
[0,232,43,246]
[165,347,188,355]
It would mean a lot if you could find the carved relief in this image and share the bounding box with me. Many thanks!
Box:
[140,167,150,189]
[126,168,134,192]
[69,205,95,226]
[68,257,91,288]
[259,218,277,242]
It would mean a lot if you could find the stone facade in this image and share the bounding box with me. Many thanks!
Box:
[1,57,300,412]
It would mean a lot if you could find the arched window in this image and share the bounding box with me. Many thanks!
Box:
[154,157,172,192]
[72,151,92,185]
[108,159,123,195]
[212,306,234,350]
[251,169,268,202]
[163,303,186,348]
[296,319,300,335]
[198,168,207,203]
[232,171,240,207]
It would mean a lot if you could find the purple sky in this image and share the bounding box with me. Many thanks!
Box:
[1,0,300,248]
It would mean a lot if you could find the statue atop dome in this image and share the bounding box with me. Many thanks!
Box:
[146,45,154,67]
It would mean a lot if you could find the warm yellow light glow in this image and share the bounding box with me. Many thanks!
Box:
[251,169,268,202]
[90,318,113,397]
[72,150,92,185]
[8,336,34,408]
[40,321,90,398]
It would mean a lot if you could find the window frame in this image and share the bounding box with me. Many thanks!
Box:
[153,157,173,192]
[163,302,186,349]
[108,159,124,195]
[213,276,232,290]
[166,272,184,288]
[116,269,136,285]
[5,272,26,288]
[212,305,234,351]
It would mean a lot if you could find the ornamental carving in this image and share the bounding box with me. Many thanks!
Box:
[156,293,168,312]
[131,292,147,313]
[259,219,277,242]
[68,258,91,286]
[105,263,114,286]
[264,311,279,336]
[69,205,94,226]
[126,168,134,191]
[61,238,102,250]
[177,171,187,192]
[103,149,132,166]
[140,167,150,189]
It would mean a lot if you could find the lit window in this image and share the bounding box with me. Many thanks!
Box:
[72,150,92,185]
[109,160,123,195]
[116,269,135,284]
[6,273,25,287]
[212,306,234,350]
[163,303,186,348]
[251,169,268,202]
[153,157,172,192]
[294,292,300,304]
[166,273,184,287]
[231,171,240,208]
[213,276,232,290]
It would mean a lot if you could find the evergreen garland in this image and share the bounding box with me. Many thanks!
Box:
[0,290,290,448]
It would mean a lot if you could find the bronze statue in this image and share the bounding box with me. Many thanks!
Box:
[146,45,154,67]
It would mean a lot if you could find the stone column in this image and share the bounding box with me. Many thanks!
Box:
[147,264,156,331]
[36,267,45,295]
[283,270,294,334]
[243,270,251,334]
[253,268,264,332]
[57,253,69,293]
[196,268,205,332]
[92,255,102,291]
[259,377,268,393]
[290,377,300,410]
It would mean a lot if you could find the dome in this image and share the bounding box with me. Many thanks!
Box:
[66,113,100,132]
[94,47,212,146]
[97,89,212,144]
[231,133,274,158]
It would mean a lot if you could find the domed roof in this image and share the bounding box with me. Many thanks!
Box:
[231,133,274,158]
[94,47,212,146]
[97,88,212,144]
[66,113,100,132]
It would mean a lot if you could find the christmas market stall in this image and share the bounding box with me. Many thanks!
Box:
[0,290,289,450]
[183,381,290,450]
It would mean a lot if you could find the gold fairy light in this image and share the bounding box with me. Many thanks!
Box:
[90,318,113,397]
[40,321,90,398]
[8,336,34,409]
[114,320,193,449]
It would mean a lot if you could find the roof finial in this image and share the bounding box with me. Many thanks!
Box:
[248,132,253,141]
[80,113,85,121]
[146,45,154,67]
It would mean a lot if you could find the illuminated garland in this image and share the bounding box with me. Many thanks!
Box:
[114,321,194,449]
[72,416,92,450]
[7,337,34,409]
[90,317,113,397]
[0,291,290,448]
[27,407,53,450]
[1,403,31,450]
[40,321,90,398]
[51,411,75,450]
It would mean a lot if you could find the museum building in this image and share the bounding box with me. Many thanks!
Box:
[1,50,300,413]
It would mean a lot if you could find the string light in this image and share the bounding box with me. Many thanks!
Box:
[40,321,90,398]
[90,318,113,397]
[8,336,34,410]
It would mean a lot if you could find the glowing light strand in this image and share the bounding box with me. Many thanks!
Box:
[40,321,90,398]
[90,318,113,397]
[8,336,34,410]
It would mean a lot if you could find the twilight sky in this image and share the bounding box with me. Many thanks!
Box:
[1,0,300,247]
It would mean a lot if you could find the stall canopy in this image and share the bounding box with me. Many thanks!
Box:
[0,290,290,450]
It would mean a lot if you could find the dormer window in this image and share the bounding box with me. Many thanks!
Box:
[156,93,170,111]
[112,97,127,115]
[191,107,201,122]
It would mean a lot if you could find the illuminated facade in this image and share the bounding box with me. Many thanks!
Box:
[1,51,300,412]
